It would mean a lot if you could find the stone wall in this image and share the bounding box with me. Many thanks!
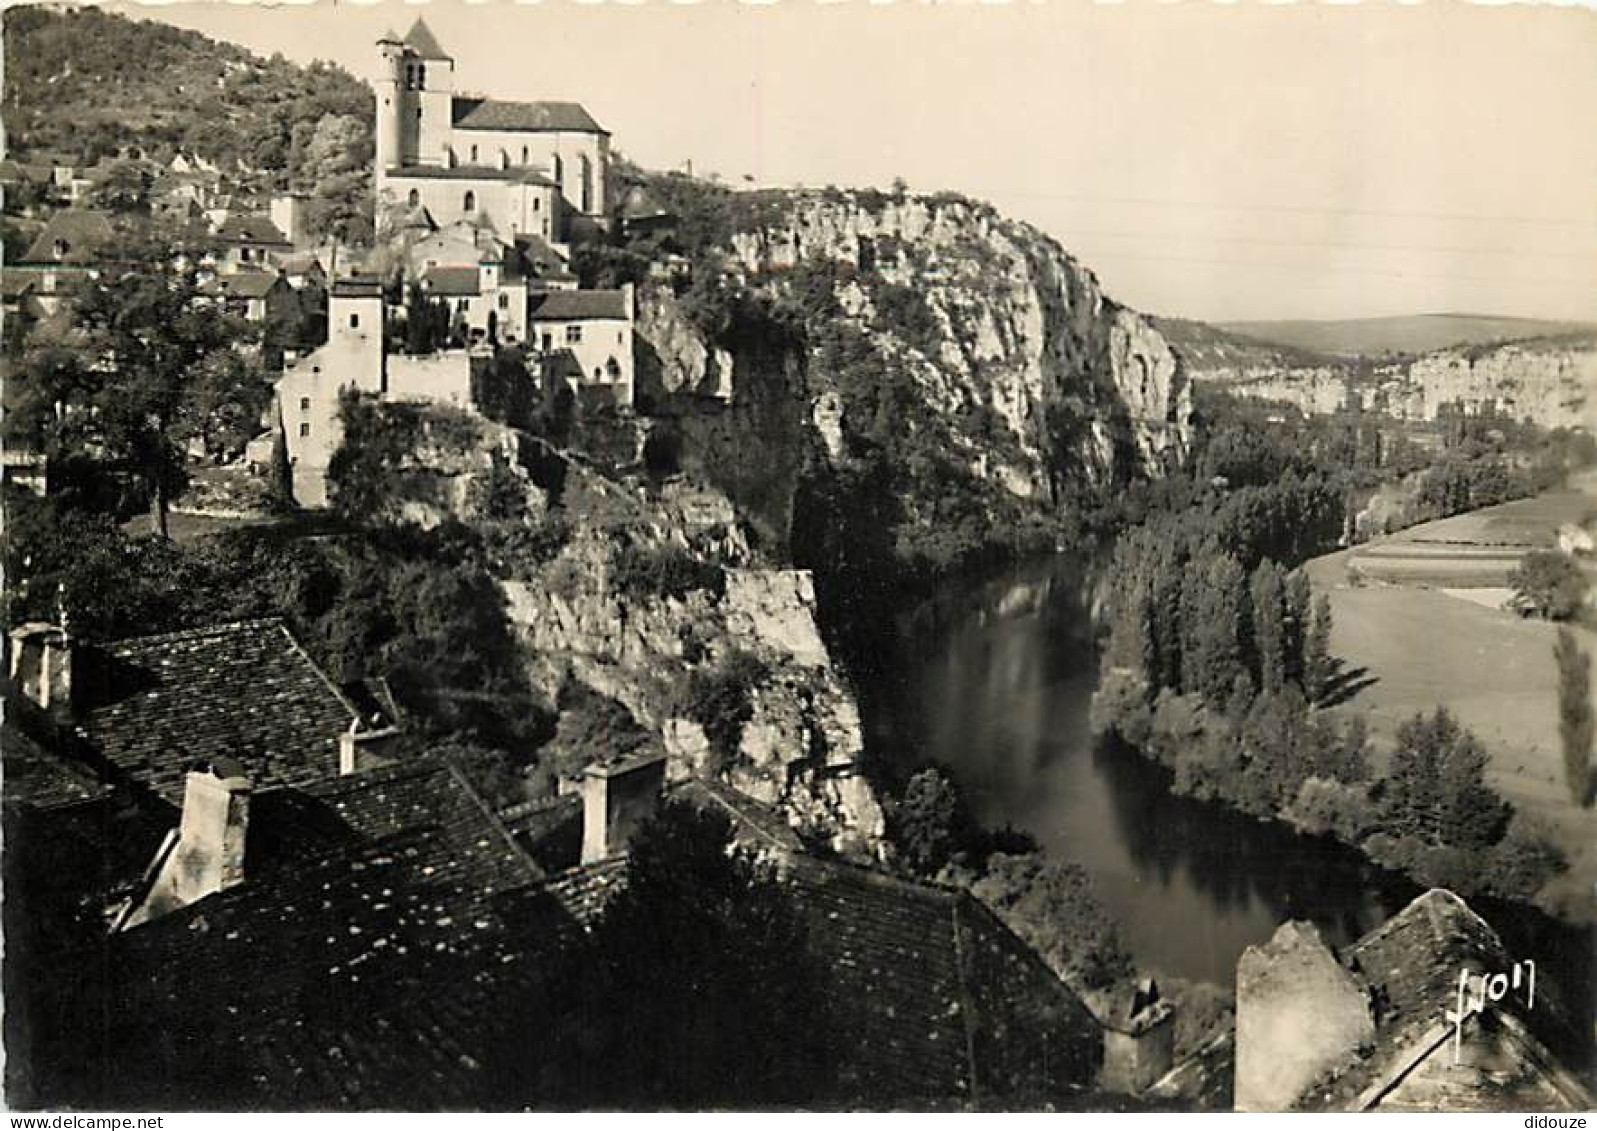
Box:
[1235,921,1374,1112]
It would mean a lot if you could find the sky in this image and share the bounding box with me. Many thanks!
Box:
[112,0,1597,324]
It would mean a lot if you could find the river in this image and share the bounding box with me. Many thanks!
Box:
[857,554,1420,986]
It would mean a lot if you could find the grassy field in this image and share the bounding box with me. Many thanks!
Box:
[1306,486,1597,920]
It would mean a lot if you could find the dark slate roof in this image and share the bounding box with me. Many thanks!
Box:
[207,270,289,299]
[451,97,606,136]
[385,164,559,187]
[528,289,629,322]
[215,213,291,247]
[20,210,115,264]
[783,856,1102,1104]
[1,711,112,811]
[1296,889,1592,1111]
[73,619,358,806]
[30,756,577,1109]
[331,276,384,298]
[402,17,452,61]
[422,265,481,297]
[514,233,577,281]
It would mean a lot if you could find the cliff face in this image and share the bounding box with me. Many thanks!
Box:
[717,191,1193,493]
[629,190,1194,552]
[1163,319,1597,431]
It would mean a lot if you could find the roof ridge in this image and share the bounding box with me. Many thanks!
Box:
[273,621,363,727]
[103,616,288,648]
[444,757,548,884]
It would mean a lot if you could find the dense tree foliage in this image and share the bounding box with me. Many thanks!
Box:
[6,219,266,535]
[1510,550,1590,621]
[971,853,1135,991]
[1554,629,1595,808]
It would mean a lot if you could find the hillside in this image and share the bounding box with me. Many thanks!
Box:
[1218,313,1597,359]
[2,5,371,187]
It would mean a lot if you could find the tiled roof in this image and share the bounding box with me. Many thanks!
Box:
[783,856,1101,1103]
[528,289,629,322]
[386,164,559,188]
[332,276,384,298]
[451,97,607,136]
[73,619,358,805]
[422,265,481,297]
[32,756,574,1109]
[21,210,115,264]
[402,17,452,61]
[513,233,576,280]
[1296,889,1592,1112]
[215,213,291,247]
[1,708,111,811]
[207,270,287,299]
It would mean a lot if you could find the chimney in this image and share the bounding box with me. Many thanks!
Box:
[1235,921,1374,1112]
[118,758,253,930]
[8,622,74,716]
[1098,976,1177,1095]
[581,753,667,864]
[170,757,253,901]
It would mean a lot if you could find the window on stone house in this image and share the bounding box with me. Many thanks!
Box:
[349,313,360,329]
[299,397,310,412]
[464,190,476,212]
[416,63,427,90]
[417,108,423,121]
[470,145,478,163]
[498,292,509,309]
[521,146,529,164]
[408,189,420,207]
[299,422,311,438]
[566,324,582,344]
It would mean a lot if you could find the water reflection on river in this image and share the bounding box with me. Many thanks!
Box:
[858,555,1412,985]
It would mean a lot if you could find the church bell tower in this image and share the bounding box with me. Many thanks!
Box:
[373,29,406,191]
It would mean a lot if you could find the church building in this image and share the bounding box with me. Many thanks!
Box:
[374,20,611,242]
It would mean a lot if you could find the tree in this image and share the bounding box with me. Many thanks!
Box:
[1178,552,1248,703]
[1249,559,1288,693]
[1304,592,1334,702]
[1282,569,1313,687]
[17,219,256,536]
[1510,550,1589,621]
[1383,707,1506,849]
[890,766,976,876]
[296,113,373,246]
[84,160,150,213]
[1554,628,1595,807]
[543,800,836,1105]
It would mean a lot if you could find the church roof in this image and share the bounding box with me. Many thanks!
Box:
[451,97,607,136]
[385,164,558,188]
[402,18,451,61]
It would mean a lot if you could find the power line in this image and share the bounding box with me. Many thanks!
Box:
[993,187,1597,230]
[1057,227,1597,262]
[1067,246,1597,289]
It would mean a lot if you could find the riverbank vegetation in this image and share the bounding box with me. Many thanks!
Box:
[1089,402,1571,905]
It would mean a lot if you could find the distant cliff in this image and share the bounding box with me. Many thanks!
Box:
[1157,317,1597,431]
